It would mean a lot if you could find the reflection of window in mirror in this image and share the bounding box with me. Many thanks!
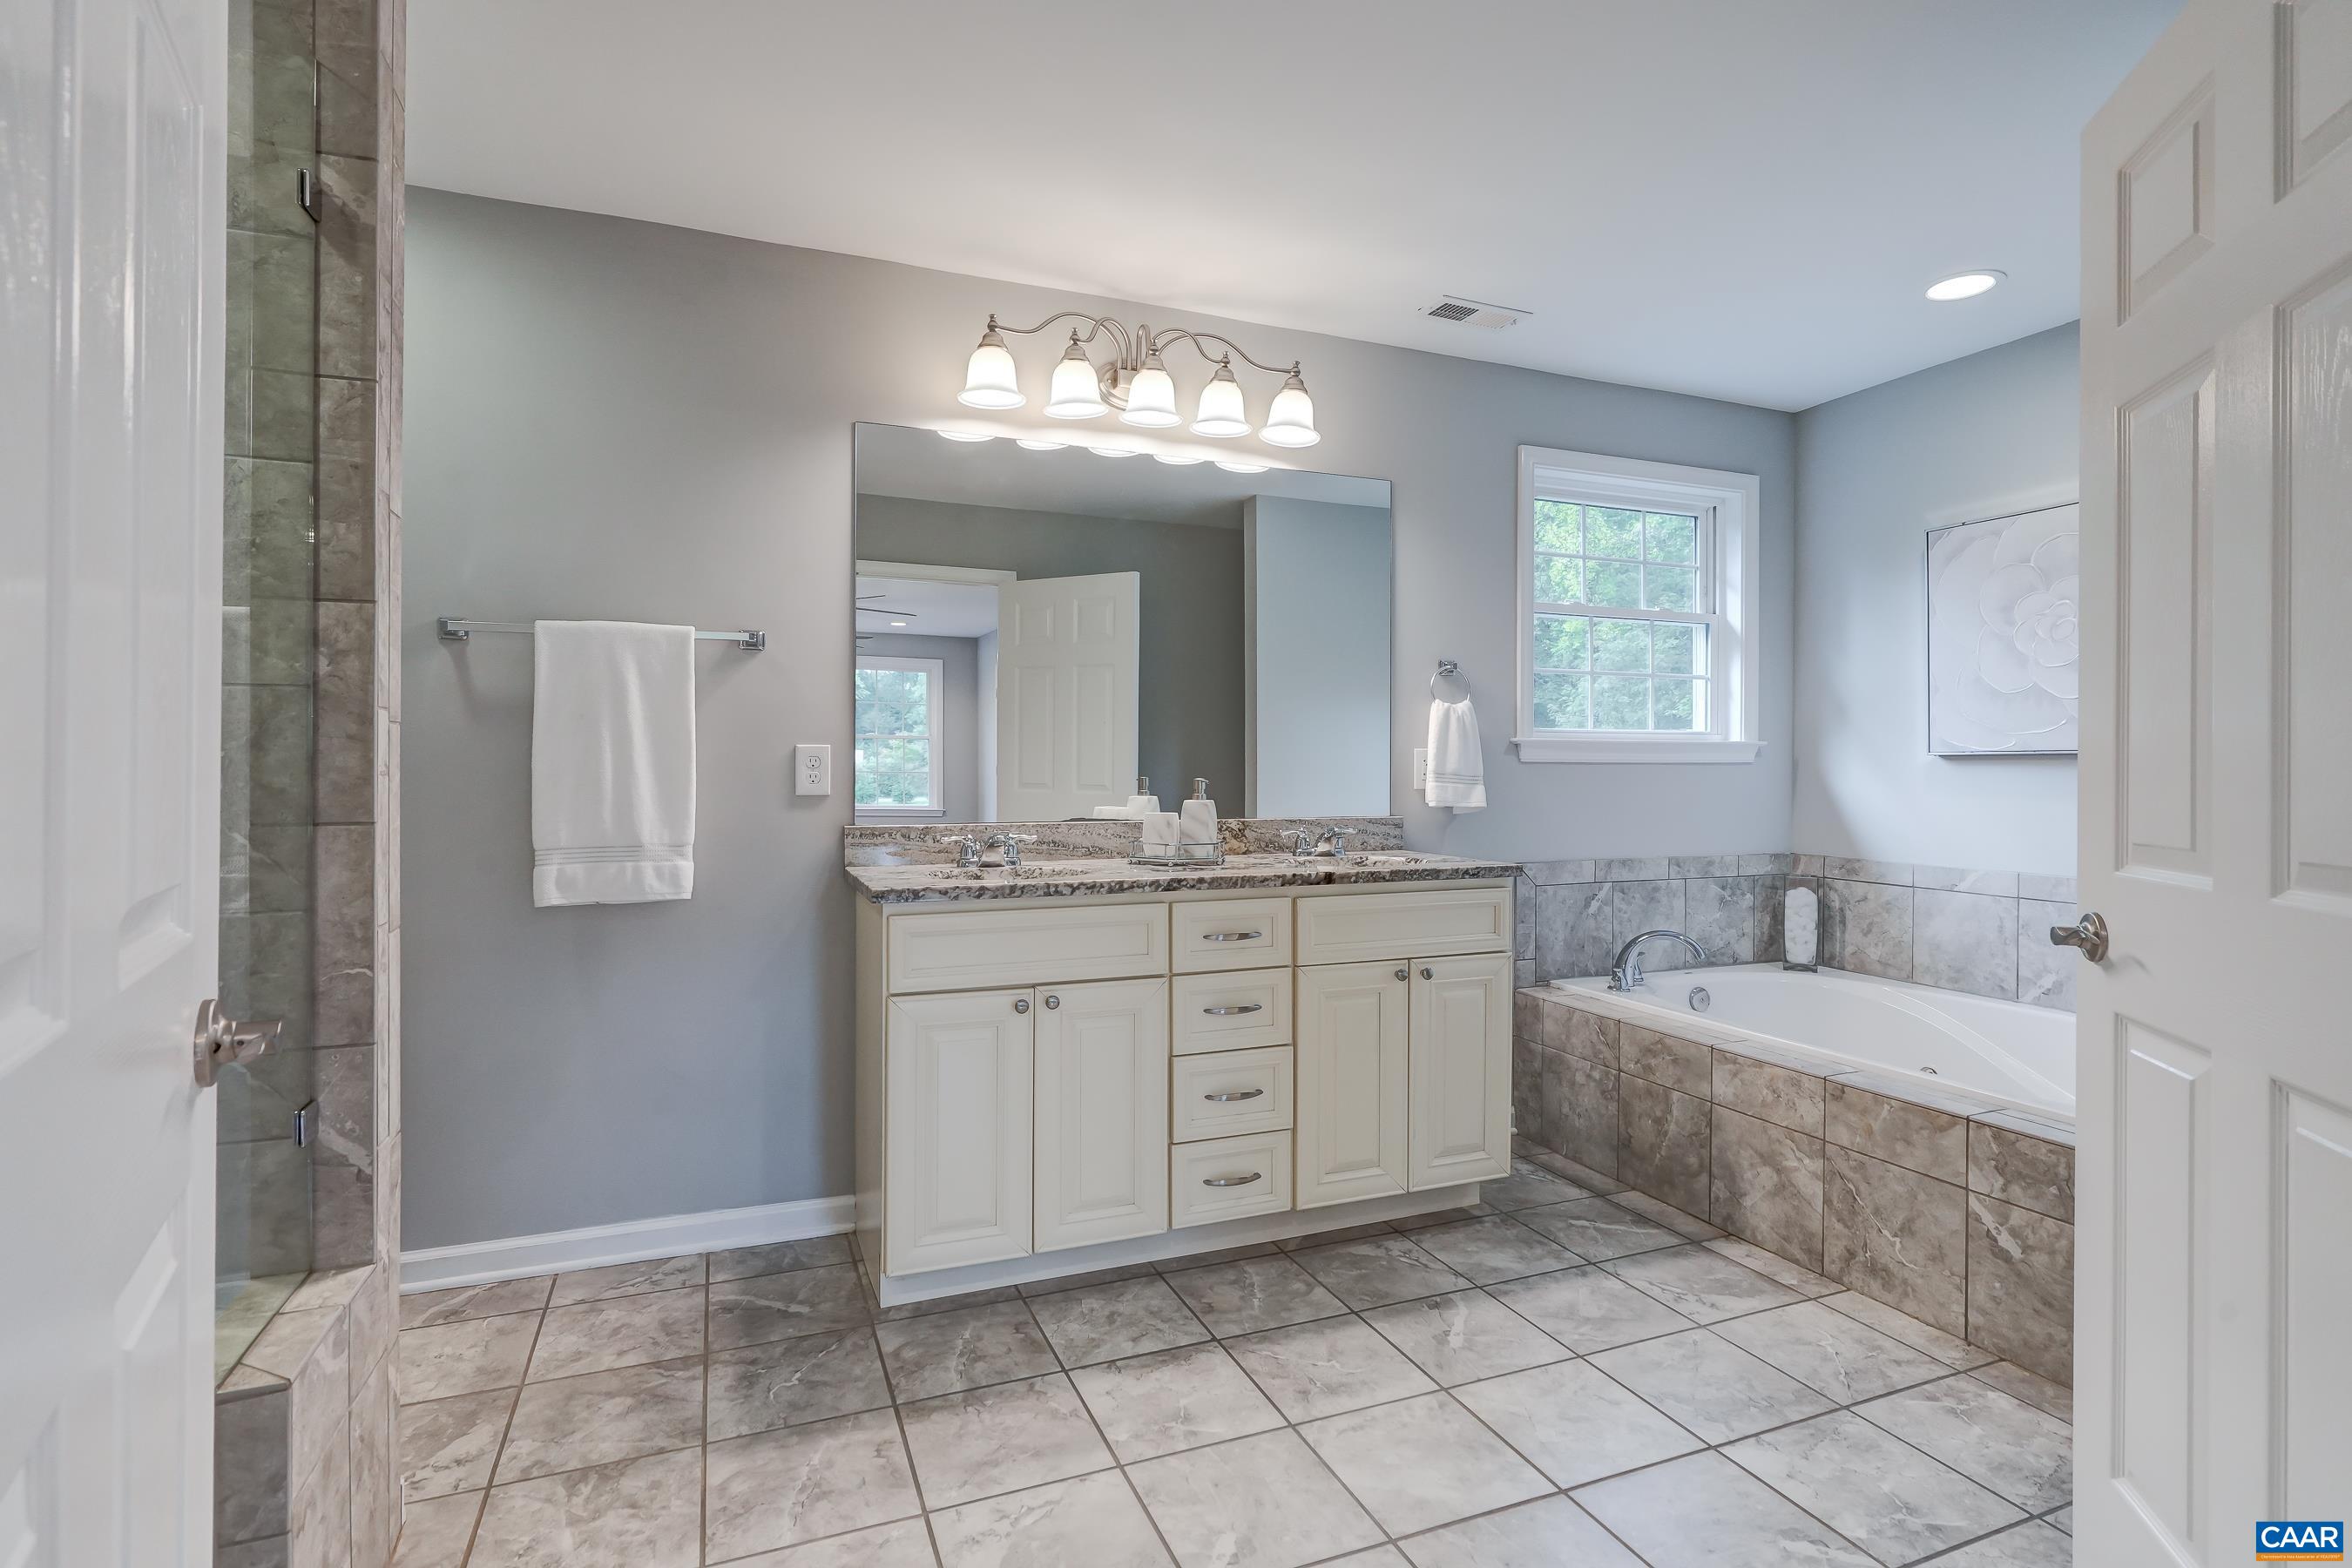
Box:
[854,655,945,819]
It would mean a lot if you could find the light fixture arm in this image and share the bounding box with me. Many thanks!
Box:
[984,310,1135,362]
[1149,328,1298,380]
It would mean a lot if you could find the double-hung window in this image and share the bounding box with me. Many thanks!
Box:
[1515,447,1761,763]
[854,654,945,817]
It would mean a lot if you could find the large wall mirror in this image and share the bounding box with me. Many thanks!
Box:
[853,422,1394,825]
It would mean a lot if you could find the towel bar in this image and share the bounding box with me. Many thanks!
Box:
[438,617,767,651]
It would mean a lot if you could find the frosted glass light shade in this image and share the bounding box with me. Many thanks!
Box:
[957,329,1024,409]
[1120,355,1181,428]
[1044,340,1109,419]
[1189,362,1250,437]
[1259,370,1321,448]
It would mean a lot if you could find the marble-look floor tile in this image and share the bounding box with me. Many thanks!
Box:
[875,1300,1061,1401]
[1573,1450,1876,1568]
[1324,1551,1409,1568]
[1161,1254,1347,1337]
[399,1276,551,1330]
[1397,1494,1646,1568]
[1274,1221,1396,1252]
[717,1517,939,1566]
[1068,1342,1282,1462]
[495,1355,704,1483]
[898,1373,1114,1510]
[1703,1236,1842,1297]
[388,1490,483,1568]
[526,1286,704,1382]
[467,1447,702,1568]
[1402,1215,1581,1283]
[1817,1292,1997,1371]
[1360,1288,1571,1386]
[1708,1105,1828,1271]
[547,1254,705,1308]
[1150,1241,1280,1272]
[396,1313,539,1402]
[397,1386,512,1501]
[1712,1301,1953,1404]
[1484,1265,1693,1354]
[1522,1148,1628,1195]
[1600,1242,1803,1324]
[2047,1506,2072,1534]
[703,1407,923,1561]
[1966,1193,2074,1387]
[1224,1315,1436,1421]
[711,1263,873,1350]
[1607,1189,1726,1240]
[709,1234,856,1283]
[1512,1196,1684,1261]
[1017,1261,1159,1296]
[1301,1391,1550,1536]
[1450,1358,1703,1488]
[708,1327,893,1440]
[1024,1275,1208,1368]
[1858,1376,2072,1512]
[1291,1233,1473,1309]
[1585,1329,1834,1443]
[1477,1160,1594,1211]
[1617,1077,1713,1218]
[1727,1410,2024,1565]
[1126,1428,1382,1568]
[1970,1360,2073,1423]
[1384,1203,1494,1232]
[929,1470,1173,1568]
[1931,1521,2073,1567]
[869,1286,1024,1324]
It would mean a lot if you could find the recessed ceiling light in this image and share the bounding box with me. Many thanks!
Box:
[938,429,995,442]
[1925,270,2004,301]
[1016,438,1067,451]
[889,620,906,627]
[1152,453,1206,466]
[1088,446,1137,458]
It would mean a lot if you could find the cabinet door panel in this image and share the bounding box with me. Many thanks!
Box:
[886,990,1034,1275]
[1295,887,1511,965]
[888,902,1168,993]
[1294,961,1409,1207]
[1408,954,1513,1190]
[1034,978,1170,1251]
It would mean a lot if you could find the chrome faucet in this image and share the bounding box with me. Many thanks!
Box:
[984,831,1039,869]
[944,832,987,869]
[1281,826,1356,860]
[1610,929,1707,992]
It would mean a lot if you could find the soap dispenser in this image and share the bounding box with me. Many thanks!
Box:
[1179,778,1219,854]
[1125,775,1159,816]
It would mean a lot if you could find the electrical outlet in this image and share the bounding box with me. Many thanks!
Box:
[1413,747,1430,790]
[794,744,832,795]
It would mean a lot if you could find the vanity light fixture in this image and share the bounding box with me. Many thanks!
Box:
[1925,269,2004,301]
[958,312,1320,448]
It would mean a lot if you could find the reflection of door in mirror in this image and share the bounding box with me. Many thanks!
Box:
[997,572,1141,820]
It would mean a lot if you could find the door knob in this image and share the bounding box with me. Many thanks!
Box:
[193,999,283,1088]
[2049,911,2109,963]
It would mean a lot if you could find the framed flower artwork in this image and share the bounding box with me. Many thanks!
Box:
[1925,502,2080,755]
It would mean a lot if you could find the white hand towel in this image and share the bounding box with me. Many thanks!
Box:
[1425,696,1486,811]
[531,620,697,907]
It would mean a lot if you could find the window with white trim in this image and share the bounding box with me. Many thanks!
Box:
[854,654,945,816]
[1515,447,1761,763]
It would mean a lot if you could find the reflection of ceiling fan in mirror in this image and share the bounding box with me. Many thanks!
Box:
[854,591,915,649]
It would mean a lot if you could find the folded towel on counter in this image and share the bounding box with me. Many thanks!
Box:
[1425,696,1487,811]
[531,619,697,907]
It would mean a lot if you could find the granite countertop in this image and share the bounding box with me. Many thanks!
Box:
[845,850,1523,904]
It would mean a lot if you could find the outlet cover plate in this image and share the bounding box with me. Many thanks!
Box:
[794,743,832,795]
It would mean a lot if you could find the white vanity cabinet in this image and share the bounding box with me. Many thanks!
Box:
[855,873,1513,1301]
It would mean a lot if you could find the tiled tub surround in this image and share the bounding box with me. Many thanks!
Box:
[1515,855,1799,991]
[1796,858,2081,1011]
[382,1203,2072,1568]
[1514,986,2077,1386]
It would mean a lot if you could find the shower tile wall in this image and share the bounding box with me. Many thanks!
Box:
[1514,855,1794,988]
[1794,858,2080,1010]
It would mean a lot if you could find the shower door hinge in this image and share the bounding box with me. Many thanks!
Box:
[297,167,321,223]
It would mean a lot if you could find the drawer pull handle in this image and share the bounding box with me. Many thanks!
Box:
[1202,1004,1264,1017]
[1201,930,1263,943]
[1202,1172,1264,1188]
[1202,1088,1265,1103]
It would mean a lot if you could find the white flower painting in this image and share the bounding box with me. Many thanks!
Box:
[1927,503,2079,754]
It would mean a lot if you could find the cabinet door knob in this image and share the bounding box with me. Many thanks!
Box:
[1202,1172,1263,1188]
[1420,966,1434,979]
[1013,997,1031,1014]
[1394,968,1408,981]
[1044,995,1060,1010]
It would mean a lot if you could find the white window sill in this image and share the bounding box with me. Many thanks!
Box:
[1512,735,1764,765]
[855,808,949,821]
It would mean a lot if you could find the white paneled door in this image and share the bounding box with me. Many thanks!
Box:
[994,571,1140,821]
[2076,1,2352,1561]
[0,0,228,1558]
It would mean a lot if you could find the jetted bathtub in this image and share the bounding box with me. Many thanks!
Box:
[1552,963,2076,1120]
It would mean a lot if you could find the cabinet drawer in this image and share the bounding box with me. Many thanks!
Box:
[1170,1132,1294,1228]
[1295,887,1511,966]
[888,902,1169,994]
[1171,897,1292,972]
[1171,969,1293,1055]
[1172,1047,1294,1142]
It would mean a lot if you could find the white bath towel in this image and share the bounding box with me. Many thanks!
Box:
[1783,883,1820,968]
[531,620,697,907]
[1425,697,1486,811]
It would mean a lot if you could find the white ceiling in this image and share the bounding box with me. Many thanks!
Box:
[856,577,1000,641]
[409,0,2179,411]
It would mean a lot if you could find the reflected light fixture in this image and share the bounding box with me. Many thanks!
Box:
[1152,453,1205,465]
[1016,438,1067,450]
[937,429,995,442]
[1088,445,1138,457]
[1925,270,2004,301]
[955,312,1319,449]
[1215,460,1268,474]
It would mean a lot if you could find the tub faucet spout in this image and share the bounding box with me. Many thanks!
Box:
[1610,929,1707,993]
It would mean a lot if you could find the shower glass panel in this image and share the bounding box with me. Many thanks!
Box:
[215,0,321,1380]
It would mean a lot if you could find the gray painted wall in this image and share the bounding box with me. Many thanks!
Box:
[1244,497,1392,816]
[855,495,1246,808]
[402,187,1796,1247]
[855,632,978,824]
[1791,323,2079,877]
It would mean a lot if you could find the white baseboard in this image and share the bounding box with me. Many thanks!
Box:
[400,1194,855,1294]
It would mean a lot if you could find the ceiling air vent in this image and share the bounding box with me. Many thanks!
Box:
[1420,294,1527,329]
